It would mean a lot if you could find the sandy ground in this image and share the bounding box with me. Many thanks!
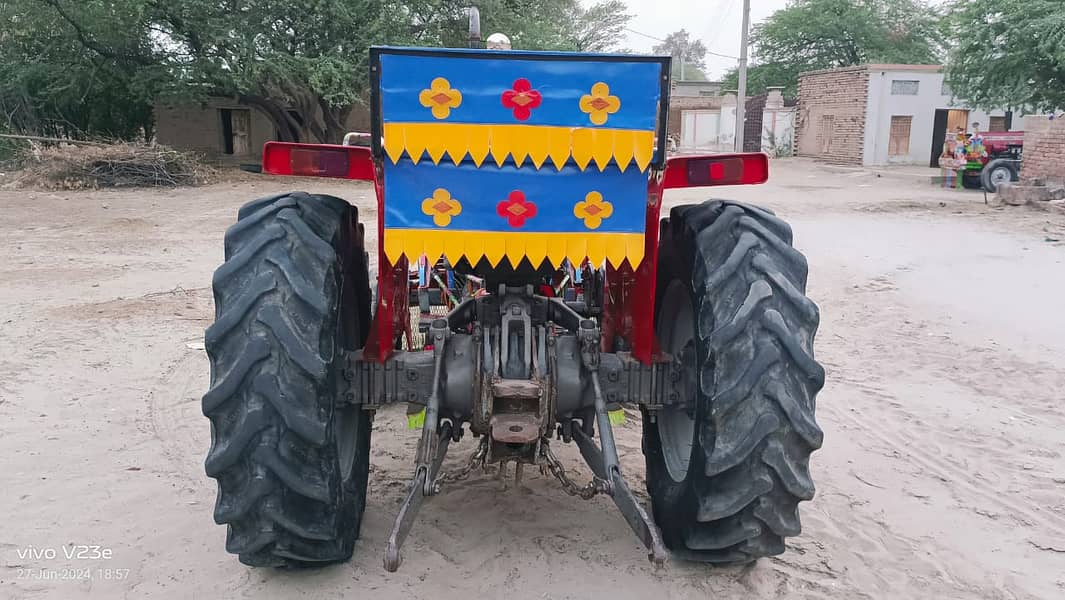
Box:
[2,159,1064,600]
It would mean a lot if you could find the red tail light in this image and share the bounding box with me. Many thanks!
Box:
[262,142,375,181]
[662,153,769,189]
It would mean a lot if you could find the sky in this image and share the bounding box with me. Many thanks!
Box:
[615,0,790,80]
[614,0,950,80]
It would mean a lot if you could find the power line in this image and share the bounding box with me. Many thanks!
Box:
[623,27,739,60]
[702,0,737,49]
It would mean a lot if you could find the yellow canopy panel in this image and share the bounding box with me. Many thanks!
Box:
[382,123,655,172]
[383,229,646,269]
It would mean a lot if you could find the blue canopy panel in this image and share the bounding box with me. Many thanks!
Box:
[370,46,671,268]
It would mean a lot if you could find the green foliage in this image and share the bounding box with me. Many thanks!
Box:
[721,63,802,98]
[2,0,633,143]
[652,29,708,70]
[671,62,709,82]
[944,0,1065,112]
[741,0,942,95]
[566,0,633,52]
[0,0,161,140]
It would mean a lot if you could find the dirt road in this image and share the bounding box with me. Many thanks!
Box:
[2,160,1064,599]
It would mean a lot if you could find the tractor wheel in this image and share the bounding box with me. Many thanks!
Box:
[643,200,825,563]
[980,159,1018,193]
[203,192,373,567]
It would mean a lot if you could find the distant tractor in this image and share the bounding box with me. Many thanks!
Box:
[202,39,824,571]
[957,131,1024,192]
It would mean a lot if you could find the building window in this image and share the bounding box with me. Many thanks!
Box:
[220,108,251,155]
[888,115,912,156]
[891,80,920,95]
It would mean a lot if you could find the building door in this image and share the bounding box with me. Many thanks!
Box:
[231,110,250,155]
[888,116,912,157]
[819,115,834,154]
[946,109,969,134]
[930,109,948,167]
[220,108,251,156]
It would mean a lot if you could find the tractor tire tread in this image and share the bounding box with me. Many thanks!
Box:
[649,199,823,563]
[204,192,370,568]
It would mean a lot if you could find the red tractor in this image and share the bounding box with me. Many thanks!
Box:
[958,131,1024,192]
[202,40,824,571]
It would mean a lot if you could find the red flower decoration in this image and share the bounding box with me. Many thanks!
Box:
[501,78,542,121]
[496,190,538,227]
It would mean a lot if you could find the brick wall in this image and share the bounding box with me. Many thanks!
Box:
[667,95,724,142]
[795,66,869,165]
[743,93,768,152]
[1021,116,1065,183]
[155,98,372,164]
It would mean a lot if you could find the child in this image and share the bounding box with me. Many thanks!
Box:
[939,138,959,189]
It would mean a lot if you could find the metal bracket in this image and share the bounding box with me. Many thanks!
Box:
[345,349,435,408]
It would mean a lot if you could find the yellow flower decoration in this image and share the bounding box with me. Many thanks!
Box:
[573,191,614,229]
[419,77,462,119]
[421,188,462,227]
[579,82,621,125]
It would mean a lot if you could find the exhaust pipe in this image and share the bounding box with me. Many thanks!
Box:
[467,7,481,49]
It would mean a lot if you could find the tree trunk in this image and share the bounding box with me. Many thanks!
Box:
[319,99,354,145]
[237,94,300,142]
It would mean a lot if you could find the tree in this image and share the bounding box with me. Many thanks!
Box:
[944,0,1065,112]
[565,0,632,52]
[0,0,160,140]
[652,29,708,81]
[12,0,634,144]
[721,63,802,98]
[737,0,942,96]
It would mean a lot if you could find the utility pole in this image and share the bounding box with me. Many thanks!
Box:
[680,41,686,81]
[734,0,751,152]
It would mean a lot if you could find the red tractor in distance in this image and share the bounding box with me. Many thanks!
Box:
[958,131,1024,192]
[202,40,825,573]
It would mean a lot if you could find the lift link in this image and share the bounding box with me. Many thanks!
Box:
[384,319,453,573]
[575,320,668,565]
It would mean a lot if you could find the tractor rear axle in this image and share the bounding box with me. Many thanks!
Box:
[359,285,673,570]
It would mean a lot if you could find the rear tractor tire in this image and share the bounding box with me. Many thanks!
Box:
[203,192,373,567]
[643,200,825,563]
[980,159,1018,193]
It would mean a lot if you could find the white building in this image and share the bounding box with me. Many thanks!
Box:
[797,64,1025,167]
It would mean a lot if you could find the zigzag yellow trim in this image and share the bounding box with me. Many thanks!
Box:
[382,123,655,172]
[383,229,645,269]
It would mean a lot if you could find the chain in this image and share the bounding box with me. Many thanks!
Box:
[436,437,489,484]
[539,440,608,500]
[434,437,606,500]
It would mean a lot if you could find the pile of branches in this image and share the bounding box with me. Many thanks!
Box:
[6,139,216,189]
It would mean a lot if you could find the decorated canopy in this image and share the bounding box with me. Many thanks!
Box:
[371,47,670,268]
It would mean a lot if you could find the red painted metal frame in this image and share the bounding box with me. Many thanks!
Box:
[260,141,768,364]
[363,166,411,361]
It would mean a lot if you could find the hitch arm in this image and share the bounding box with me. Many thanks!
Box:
[383,421,453,572]
[384,318,452,572]
[575,321,667,564]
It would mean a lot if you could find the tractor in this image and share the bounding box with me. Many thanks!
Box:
[203,32,824,572]
[954,130,1024,192]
